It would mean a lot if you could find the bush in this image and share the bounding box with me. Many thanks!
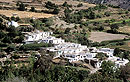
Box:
[12,54,20,59]
[98,26,104,31]
[77,3,83,7]
[17,2,26,11]
[0,18,3,23]
[0,30,5,39]
[15,17,20,22]
[87,11,96,19]
[104,11,110,16]
[2,36,12,43]
[64,28,71,34]
[62,1,72,7]
[30,7,35,12]
[110,24,119,33]
[52,8,60,14]
[5,45,16,52]
[45,1,58,9]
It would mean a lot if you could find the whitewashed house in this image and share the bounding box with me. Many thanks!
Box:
[95,61,103,68]
[97,48,114,57]
[49,38,65,44]
[89,47,97,52]
[107,56,129,68]
[8,21,19,27]
[24,31,53,44]
[41,36,55,43]
[85,52,97,59]
[115,59,129,68]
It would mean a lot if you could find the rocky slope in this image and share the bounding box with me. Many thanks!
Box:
[85,0,130,9]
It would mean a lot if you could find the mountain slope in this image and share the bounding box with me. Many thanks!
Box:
[85,0,130,9]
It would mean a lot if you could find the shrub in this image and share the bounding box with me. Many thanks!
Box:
[30,7,35,12]
[0,18,3,23]
[77,3,83,7]
[17,2,26,11]
[19,43,53,51]
[0,30,5,39]
[62,1,72,7]
[45,1,58,9]
[15,17,20,22]
[2,36,12,43]
[65,28,71,34]
[104,11,110,16]
[87,11,96,19]
[52,8,60,14]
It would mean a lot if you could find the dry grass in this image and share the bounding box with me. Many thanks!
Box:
[89,32,128,42]
[51,0,95,10]
[0,10,54,18]
[52,0,95,6]
[0,0,13,2]
[118,26,130,33]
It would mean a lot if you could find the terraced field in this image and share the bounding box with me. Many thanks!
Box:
[0,10,54,18]
[89,32,128,42]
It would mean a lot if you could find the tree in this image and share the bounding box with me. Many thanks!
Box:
[101,61,115,76]
[123,51,130,60]
[5,45,16,53]
[62,1,68,7]
[45,1,58,9]
[125,11,129,14]
[0,18,3,23]
[64,7,71,16]
[64,28,71,34]
[30,7,35,12]
[114,48,121,56]
[104,11,110,16]
[16,1,20,6]
[122,20,126,25]
[110,24,119,33]
[0,30,5,39]
[15,35,24,43]
[64,7,72,22]
[0,22,6,30]
[33,20,42,30]
[87,11,96,19]
[78,35,90,46]
[2,36,12,43]
[52,8,60,14]
[120,64,130,82]
[78,70,89,81]
[18,2,26,11]
[77,3,83,7]
[15,17,20,22]
[7,26,18,38]
[98,26,104,31]
[34,50,53,72]
[96,53,108,60]
[11,16,15,21]
[87,73,103,82]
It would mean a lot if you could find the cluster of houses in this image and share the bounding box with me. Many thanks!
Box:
[24,30,129,69]
[24,30,65,44]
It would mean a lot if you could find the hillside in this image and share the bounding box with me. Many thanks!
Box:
[0,0,130,82]
[85,0,130,9]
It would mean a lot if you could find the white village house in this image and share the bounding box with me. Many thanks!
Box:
[8,21,19,27]
[24,30,65,45]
